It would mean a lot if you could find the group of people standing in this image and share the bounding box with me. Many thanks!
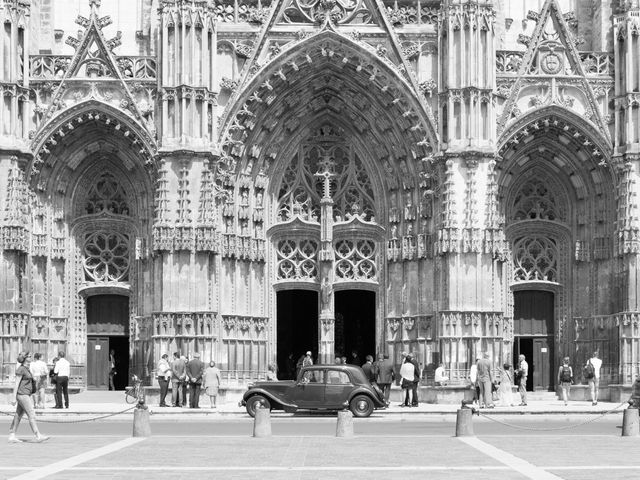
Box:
[156,352,222,408]
[467,353,528,408]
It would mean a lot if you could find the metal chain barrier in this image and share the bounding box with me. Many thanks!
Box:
[0,406,136,424]
[477,401,629,431]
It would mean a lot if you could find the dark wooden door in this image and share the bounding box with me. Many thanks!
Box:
[533,337,553,391]
[87,336,109,389]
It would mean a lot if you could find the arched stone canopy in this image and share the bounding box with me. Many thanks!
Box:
[219,30,438,184]
[496,107,617,211]
[28,100,158,190]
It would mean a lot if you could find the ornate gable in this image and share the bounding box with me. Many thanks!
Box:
[37,0,153,139]
[497,0,610,144]
[235,0,423,94]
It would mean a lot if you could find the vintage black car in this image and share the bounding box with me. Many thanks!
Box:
[240,364,386,417]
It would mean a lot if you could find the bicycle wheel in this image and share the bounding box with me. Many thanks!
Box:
[125,386,137,404]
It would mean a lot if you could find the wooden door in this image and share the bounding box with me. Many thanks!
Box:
[533,337,553,391]
[87,336,109,389]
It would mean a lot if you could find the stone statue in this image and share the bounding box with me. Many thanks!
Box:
[321,277,332,310]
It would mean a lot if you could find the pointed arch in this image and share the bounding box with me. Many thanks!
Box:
[29,100,158,187]
[218,29,438,168]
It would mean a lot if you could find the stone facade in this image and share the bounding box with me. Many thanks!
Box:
[1,0,639,389]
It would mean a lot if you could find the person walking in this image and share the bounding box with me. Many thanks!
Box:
[407,353,420,406]
[170,352,185,407]
[477,352,494,408]
[157,353,171,407]
[517,354,528,406]
[8,352,49,443]
[53,351,70,409]
[108,349,117,391]
[497,363,514,407]
[361,355,376,384]
[585,351,602,406]
[29,353,48,409]
[558,357,573,406]
[186,352,205,408]
[399,356,415,407]
[203,361,222,408]
[375,354,394,405]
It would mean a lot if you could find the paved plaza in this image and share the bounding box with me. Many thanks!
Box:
[0,411,639,480]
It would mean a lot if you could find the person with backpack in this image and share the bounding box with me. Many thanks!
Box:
[557,356,573,406]
[585,351,602,406]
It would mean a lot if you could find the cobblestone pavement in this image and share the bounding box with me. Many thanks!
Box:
[0,415,639,480]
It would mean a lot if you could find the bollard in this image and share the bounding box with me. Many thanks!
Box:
[253,406,272,438]
[336,410,354,438]
[132,407,151,437]
[622,408,640,437]
[455,408,474,437]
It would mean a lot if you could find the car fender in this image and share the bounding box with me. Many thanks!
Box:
[348,387,385,407]
[242,388,298,410]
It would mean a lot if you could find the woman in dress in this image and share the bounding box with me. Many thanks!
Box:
[202,361,221,408]
[497,362,515,407]
[8,352,49,443]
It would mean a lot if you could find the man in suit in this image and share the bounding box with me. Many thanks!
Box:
[186,352,205,408]
[477,352,495,408]
[170,352,185,407]
[361,355,375,383]
[375,353,395,405]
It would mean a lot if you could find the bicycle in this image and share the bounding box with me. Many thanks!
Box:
[124,374,146,407]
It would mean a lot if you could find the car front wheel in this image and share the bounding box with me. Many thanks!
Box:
[349,394,374,417]
[246,395,271,417]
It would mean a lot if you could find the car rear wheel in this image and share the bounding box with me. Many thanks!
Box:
[246,395,271,417]
[349,394,374,417]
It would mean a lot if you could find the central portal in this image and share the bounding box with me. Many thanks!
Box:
[334,290,376,365]
[276,290,319,379]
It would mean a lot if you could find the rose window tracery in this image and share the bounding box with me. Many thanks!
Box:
[511,178,562,222]
[83,231,130,282]
[85,172,130,216]
[334,239,377,281]
[276,239,319,280]
[513,236,558,282]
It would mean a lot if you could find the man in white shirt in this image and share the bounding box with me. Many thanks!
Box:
[29,353,49,409]
[586,351,603,406]
[517,354,529,406]
[434,363,449,386]
[469,355,481,405]
[53,351,71,409]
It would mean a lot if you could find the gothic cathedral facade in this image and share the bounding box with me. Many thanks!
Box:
[0,0,639,391]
